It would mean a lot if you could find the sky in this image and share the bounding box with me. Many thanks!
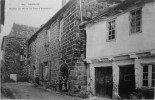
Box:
[0,0,64,59]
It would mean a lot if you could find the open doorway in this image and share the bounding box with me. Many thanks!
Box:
[119,65,135,98]
[60,63,69,92]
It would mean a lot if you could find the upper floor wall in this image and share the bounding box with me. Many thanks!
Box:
[27,0,118,59]
[86,2,155,59]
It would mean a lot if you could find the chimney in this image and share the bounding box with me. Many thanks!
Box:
[62,0,67,7]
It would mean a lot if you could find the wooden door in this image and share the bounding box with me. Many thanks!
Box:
[95,67,113,98]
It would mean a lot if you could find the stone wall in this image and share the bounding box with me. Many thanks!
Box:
[36,29,50,81]
[27,39,37,82]
[27,0,116,94]
[49,21,60,81]
[3,37,27,82]
[60,0,87,93]
[2,23,38,82]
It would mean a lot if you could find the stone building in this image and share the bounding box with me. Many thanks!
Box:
[83,0,155,99]
[26,0,120,95]
[1,23,38,82]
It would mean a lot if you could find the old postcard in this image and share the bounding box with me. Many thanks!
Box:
[0,0,155,99]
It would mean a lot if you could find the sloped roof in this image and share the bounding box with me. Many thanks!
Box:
[82,0,153,26]
[1,23,39,50]
[8,23,39,39]
[27,0,74,44]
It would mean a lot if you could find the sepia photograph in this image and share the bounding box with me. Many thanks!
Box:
[0,0,155,99]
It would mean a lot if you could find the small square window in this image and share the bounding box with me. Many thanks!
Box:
[143,73,148,79]
[143,80,148,86]
[143,66,148,72]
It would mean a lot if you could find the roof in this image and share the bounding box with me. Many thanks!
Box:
[27,0,74,44]
[81,0,153,26]
[1,23,38,50]
[8,23,39,39]
[1,36,24,50]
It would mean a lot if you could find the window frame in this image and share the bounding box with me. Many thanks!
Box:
[142,64,155,88]
[106,18,116,42]
[43,62,49,81]
[59,19,63,41]
[28,43,32,56]
[44,28,50,48]
[129,8,142,35]
[19,55,25,61]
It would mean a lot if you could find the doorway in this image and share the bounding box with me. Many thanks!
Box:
[60,63,69,91]
[119,65,135,98]
[95,67,113,98]
[33,66,36,80]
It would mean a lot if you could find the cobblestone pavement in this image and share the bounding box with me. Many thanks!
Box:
[1,82,82,100]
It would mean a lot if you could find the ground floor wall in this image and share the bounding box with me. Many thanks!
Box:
[28,55,87,96]
[36,58,87,95]
[3,61,28,82]
[87,51,155,99]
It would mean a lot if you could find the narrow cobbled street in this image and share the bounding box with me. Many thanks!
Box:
[1,82,82,100]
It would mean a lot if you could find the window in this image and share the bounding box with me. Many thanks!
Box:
[28,44,31,56]
[143,65,155,87]
[130,8,142,34]
[43,62,49,80]
[45,29,50,47]
[45,29,50,42]
[107,19,116,41]
[152,66,155,87]
[59,19,63,41]
[19,55,24,61]
[143,65,148,86]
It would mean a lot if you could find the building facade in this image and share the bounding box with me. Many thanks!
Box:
[84,0,155,99]
[1,23,38,82]
[26,0,119,95]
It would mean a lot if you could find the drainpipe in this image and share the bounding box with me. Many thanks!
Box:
[79,0,83,22]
